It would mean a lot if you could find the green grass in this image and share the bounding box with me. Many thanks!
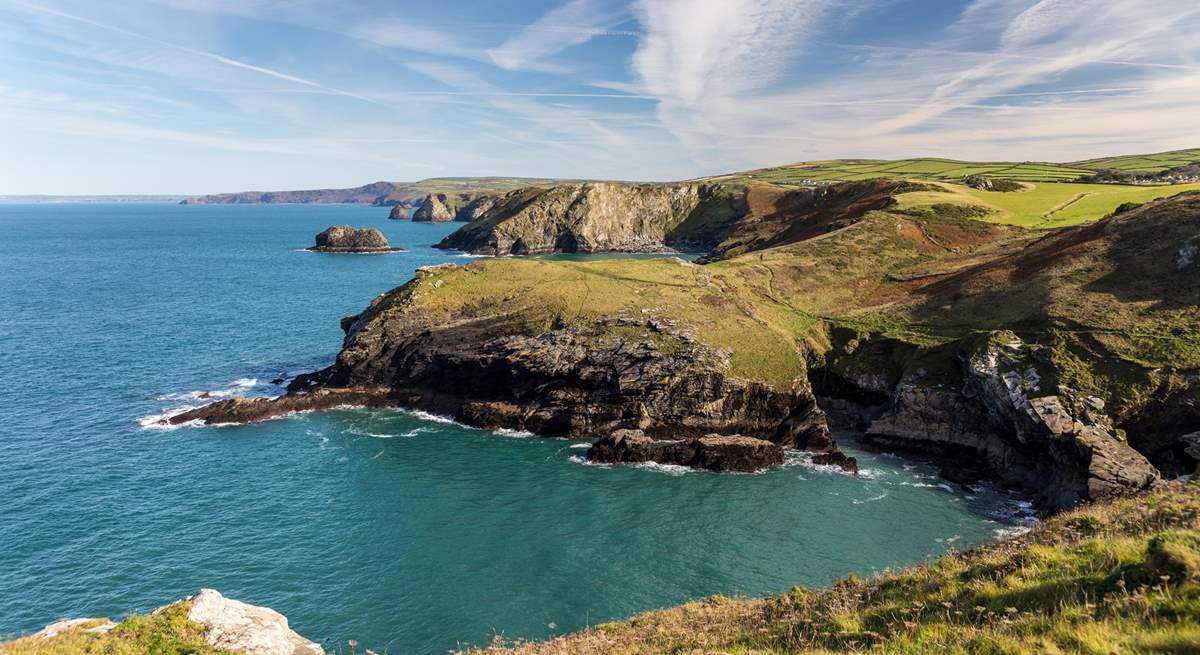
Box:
[1072,148,1200,173]
[0,602,236,655]
[729,158,1096,188]
[894,180,1200,227]
[462,482,1200,655]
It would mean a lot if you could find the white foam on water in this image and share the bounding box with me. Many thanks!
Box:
[568,443,591,449]
[632,461,692,476]
[494,428,535,438]
[370,450,384,460]
[455,253,488,258]
[852,491,889,505]
[401,409,465,426]
[138,406,204,431]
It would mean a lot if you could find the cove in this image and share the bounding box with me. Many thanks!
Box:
[0,203,1028,654]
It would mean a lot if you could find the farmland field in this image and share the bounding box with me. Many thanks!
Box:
[895,180,1200,227]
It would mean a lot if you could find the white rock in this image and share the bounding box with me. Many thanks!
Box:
[33,618,116,639]
[187,589,323,655]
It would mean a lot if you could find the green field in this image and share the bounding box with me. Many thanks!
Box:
[895,180,1200,228]
[1071,148,1200,173]
[725,158,1098,187]
[708,148,1200,188]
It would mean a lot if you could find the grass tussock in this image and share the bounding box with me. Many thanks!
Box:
[462,482,1200,655]
[0,601,236,655]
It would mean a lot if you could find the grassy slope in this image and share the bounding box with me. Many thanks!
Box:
[0,602,235,655]
[464,482,1200,655]
[1071,148,1200,174]
[727,159,1097,186]
[894,181,1200,228]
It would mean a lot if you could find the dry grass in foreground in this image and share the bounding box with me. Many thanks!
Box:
[464,481,1200,655]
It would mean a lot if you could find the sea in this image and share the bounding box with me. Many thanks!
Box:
[0,203,1033,654]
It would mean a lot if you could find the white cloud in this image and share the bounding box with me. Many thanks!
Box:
[487,0,630,71]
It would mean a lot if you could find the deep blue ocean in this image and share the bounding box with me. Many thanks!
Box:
[0,203,1031,654]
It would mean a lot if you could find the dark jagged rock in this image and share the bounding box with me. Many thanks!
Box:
[307,225,400,253]
[586,429,785,472]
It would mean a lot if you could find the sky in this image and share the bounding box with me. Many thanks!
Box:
[1,0,1199,194]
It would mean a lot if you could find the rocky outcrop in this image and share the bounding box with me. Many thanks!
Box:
[436,182,722,255]
[187,589,323,655]
[821,332,1160,509]
[167,262,854,467]
[13,590,322,655]
[587,429,785,472]
[307,225,400,253]
[410,192,502,222]
[434,179,903,260]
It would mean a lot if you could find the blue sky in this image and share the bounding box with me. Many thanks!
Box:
[1,0,1198,194]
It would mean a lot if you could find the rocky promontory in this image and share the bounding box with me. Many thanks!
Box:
[170,185,1200,510]
[405,192,503,222]
[307,225,400,253]
[434,179,902,259]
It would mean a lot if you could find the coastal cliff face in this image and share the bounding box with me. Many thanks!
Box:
[436,182,726,254]
[172,186,1200,507]
[434,179,902,259]
[407,192,503,222]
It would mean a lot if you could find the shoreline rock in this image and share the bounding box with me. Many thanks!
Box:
[307,225,401,253]
[586,429,788,472]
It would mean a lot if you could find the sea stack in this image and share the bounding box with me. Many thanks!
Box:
[308,225,400,253]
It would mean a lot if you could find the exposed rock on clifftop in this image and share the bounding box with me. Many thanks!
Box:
[5,589,322,655]
[408,192,502,222]
[308,225,399,253]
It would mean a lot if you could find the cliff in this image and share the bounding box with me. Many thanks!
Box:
[436,182,723,254]
[434,179,904,258]
[408,192,504,222]
[461,481,1200,654]
[171,188,1200,509]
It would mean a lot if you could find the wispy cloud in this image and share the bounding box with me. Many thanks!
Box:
[487,0,630,71]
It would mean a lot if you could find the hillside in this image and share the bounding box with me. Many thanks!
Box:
[709,149,1200,188]
[170,186,1200,509]
[463,481,1200,655]
[178,177,577,206]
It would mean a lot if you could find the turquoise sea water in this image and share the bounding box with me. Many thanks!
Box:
[0,204,1031,654]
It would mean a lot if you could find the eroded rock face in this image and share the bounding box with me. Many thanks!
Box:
[412,192,501,222]
[436,182,715,255]
[308,225,398,253]
[854,334,1159,509]
[587,429,785,472]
